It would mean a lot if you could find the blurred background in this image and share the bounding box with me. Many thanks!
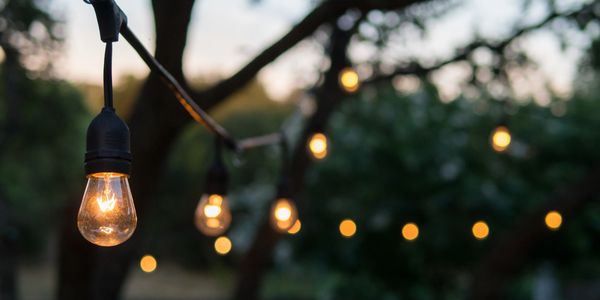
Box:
[0,0,599,299]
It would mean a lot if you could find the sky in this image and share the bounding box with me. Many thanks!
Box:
[51,0,586,101]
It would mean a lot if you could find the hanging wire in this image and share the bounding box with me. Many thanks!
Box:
[103,42,114,109]
[120,26,240,151]
[85,0,294,156]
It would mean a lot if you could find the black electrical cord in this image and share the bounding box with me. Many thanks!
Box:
[103,42,114,108]
[120,26,240,151]
[85,0,289,155]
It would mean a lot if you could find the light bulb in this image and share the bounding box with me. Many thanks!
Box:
[545,211,562,230]
[308,133,328,160]
[339,67,360,92]
[195,194,231,236]
[491,126,511,152]
[77,172,137,247]
[270,198,298,232]
[339,219,357,238]
[472,221,490,240]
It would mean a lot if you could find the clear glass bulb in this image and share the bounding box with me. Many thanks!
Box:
[195,194,231,236]
[270,198,298,232]
[77,172,137,247]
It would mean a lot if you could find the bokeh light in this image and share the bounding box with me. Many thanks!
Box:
[287,219,302,235]
[472,221,490,240]
[214,236,232,255]
[491,126,512,152]
[308,133,328,160]
[545,211,562,230]
[402,223,419,241]
[339,67,360,92]
[339,219,357,238]
[139,255,157,273]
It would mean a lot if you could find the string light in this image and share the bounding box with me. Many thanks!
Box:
[491,126,512,152]
[195,139,232,236]
[339,67,360,93]
[472,221,490,240]
[545,211,562,230]
[287,220,301,235]
[139,255,157,273]
[402,222,419,241]
[339,219,357,238]
[78,42,136,247]
[214,236,232,255]
[270,197,299,232]
[308,133,328,160]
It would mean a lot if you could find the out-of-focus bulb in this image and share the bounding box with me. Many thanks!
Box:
[214,236,232,255]
[491,126,511,152]
[195,194,231,236]
[339,67,360,93]
[140,255,157,273]
[77,172,137,247]
[270,198,298,232]
[308,133,328,160]
[545,211,562,230]
[402,222,419,241]
[472,221,490,240]
[287,219,301,235]
[339,219,357,238]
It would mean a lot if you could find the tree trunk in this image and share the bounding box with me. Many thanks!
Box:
[0,43,24,300]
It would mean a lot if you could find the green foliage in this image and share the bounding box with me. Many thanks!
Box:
[269,84,600,299]
[0,72,88,253]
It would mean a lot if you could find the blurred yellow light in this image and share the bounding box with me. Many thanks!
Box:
[491,126,511,152]
[402,223,419,241]
[308,133,328,160]
[339,67,360,92]
[270,198,299,232]
[339,219,357,238]
[287,220,302,235]
[214,236,232,255]
[472,221,490,240]
[545,211,562,230]
[140,255,157,273]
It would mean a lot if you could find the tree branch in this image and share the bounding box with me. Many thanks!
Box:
[365,3,593,84]
[195,0,426,109]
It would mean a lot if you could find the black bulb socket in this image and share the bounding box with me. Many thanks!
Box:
[276,177,292,200]
[205,159,228,196]
[84,107,132,175]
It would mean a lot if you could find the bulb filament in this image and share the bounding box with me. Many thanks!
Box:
[96,174,116,212]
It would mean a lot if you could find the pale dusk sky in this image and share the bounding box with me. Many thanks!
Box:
[51,0,586,101]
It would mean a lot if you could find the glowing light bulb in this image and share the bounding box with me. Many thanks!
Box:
[402,222,419,241]
[140,255,157,273]
[214,236,232,255]
[308,133,328,160]
[195,194,231,236]
[270,198,298,232]
[339,219,357,238]
[77,172,137,247]
[287,219,301,235]
[339,67,360,92]
[491,126,511,152]
[545,211,562,230]
[472,221,490,240]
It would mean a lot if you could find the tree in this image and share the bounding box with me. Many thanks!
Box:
[53,0,600,299]
[0,1,64,299]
